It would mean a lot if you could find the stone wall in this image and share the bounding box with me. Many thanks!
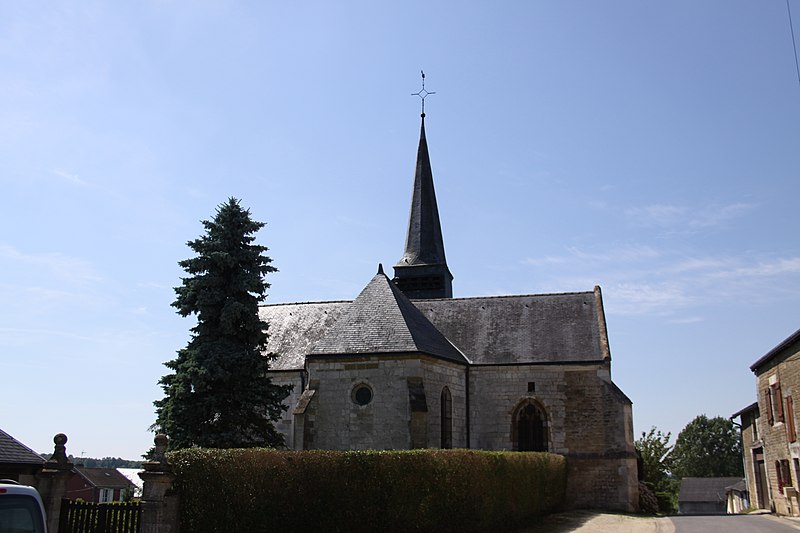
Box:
[469,362,637,511]
[267,370,304,449]
[298,354,465,450]
[269,358,636,511]
[421,358,467,448]
[469,364,573,452]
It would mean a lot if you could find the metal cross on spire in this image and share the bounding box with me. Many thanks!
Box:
[411,70,435,117]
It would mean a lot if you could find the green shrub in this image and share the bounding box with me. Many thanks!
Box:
[655,491,677,514]
[169,448,566,533]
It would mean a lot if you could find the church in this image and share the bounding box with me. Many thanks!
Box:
[261,110,639,511]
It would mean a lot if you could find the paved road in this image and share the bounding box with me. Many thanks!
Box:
[670,514,800,533]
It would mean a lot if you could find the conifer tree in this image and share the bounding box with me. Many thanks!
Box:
[153,198,290,449]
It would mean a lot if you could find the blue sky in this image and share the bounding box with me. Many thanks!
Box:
[2,1,799,459]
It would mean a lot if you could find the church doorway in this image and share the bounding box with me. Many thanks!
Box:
[512,400,548,452]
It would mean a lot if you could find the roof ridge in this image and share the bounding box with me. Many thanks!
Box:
[260,299,353,308]
[413,289,596,302]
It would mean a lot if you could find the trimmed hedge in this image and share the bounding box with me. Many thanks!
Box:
[170,448,566,533]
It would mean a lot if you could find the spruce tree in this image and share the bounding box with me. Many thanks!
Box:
[153,198,290,449]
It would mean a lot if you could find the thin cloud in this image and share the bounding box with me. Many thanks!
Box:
[690,203,755,228]
[625,204,686,227]
[624,202,755,231]
[53,168,87,186]
[522,244,800,318]
[668,316,705,324]
[522,244,661,266]
[717,258,800,278]
[0,244,102,285]
[604,281,694,316]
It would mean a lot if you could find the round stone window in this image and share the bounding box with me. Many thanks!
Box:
[352,384,373,406]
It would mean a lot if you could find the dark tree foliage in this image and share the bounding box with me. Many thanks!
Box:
[669,415,744,479]
[153,198,290,450]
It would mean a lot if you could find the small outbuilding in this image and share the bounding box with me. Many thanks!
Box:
[679,477,744,514]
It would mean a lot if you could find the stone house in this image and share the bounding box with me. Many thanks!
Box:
[734,328,800,515]
[262,114,639,511]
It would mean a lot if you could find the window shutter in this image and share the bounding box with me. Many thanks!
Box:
[788,396,797,443]
[767,388,774,425]
[776,383,785,423]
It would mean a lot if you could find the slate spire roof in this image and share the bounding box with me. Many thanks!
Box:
[311,264,466,364]
[397,116,447,267]
[393,115,454,299]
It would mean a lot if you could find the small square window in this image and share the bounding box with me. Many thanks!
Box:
[527,382,535,393]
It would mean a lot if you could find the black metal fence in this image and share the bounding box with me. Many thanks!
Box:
[58,498,141,533]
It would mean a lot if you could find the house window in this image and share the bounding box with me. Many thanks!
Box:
[788,396,797,443]
[777,460,793,494]
[99,488,114,503]
[440,387,452,449]
[527,382,535,393]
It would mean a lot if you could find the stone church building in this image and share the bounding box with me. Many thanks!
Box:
[261,114,638,511]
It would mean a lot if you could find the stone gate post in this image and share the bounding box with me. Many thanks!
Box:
[36,433,73,533]
[138,434,180,533]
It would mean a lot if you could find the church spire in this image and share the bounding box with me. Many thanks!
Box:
[393,106,454,299]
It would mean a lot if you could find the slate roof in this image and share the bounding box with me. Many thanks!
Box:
[0,428,45,466]
[260,300,350,371]
[678,477,744,503]
[75,466,135,489]
[261,279,607,370]
[310,267,466,363]
[396,116,448,268]
[414,289,606,365]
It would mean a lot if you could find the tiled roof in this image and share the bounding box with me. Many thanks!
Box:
[75,467,135,489]
[678,477,744,503]
[0,428,45,466]
[310,268,466,364]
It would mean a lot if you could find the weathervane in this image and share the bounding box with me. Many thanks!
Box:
[411,70,435,117]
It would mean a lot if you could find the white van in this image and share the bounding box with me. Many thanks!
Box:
[0,481,47,533]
